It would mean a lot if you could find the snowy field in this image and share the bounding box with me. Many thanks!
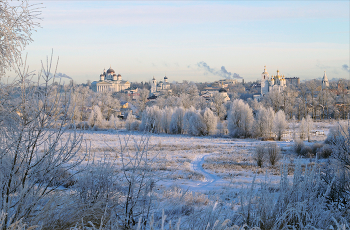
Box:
[63,120,333,206]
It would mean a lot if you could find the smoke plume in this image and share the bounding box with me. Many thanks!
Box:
[342,64,350,73]
[197,61,242,79]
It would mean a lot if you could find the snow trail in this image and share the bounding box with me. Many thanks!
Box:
[189,154,223,190]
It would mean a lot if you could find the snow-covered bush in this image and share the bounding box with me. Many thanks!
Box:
[75,157,119,204]
[293,139,305,155]
[300,145,313,157]
[235,163,346,229]
[273,110,288,141]
[254,145,265,167]
[325,121,349,144]
[266,143,280,166]
[311,143,323,156]
[318,144,333,159]
[130,120,141,131]
[227,99,254,138]
[125,114,136,131]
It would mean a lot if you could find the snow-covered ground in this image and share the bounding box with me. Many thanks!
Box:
[64,122,331,197]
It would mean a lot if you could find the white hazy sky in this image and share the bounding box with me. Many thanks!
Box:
[23,1,349,83]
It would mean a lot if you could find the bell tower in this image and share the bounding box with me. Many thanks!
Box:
[261,66,270,96]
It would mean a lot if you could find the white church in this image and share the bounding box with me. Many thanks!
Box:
[321,71,329,90]
[91,67,130,92]
[151,75,171,94]
[261,66,287,96]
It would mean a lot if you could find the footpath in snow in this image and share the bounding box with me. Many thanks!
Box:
[184,154,226,192]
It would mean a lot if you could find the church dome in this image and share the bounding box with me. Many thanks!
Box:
[107,68,115,74]
[164,76,168,79]
[219,88,227,93]
[113,73,117,76]
[117,74,121,77]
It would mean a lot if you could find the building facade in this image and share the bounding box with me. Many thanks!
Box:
[261,66,287,96]
[91,67,130,92]
[151,75,171,94]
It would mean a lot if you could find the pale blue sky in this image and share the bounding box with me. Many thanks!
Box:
[25,1,349,83]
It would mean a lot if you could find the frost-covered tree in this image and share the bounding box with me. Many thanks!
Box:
[0,0,41,74]
[227,99,254,138]
[290,116,297,140]
[170,107,185,134]
[183,107,197,134]
[136,88,149,114]
[88,105,104,128]
[202,108,217,135]
[253,106,275,138]
[212,92,227,120]
[161,107,173,134]
[188,112,207,136]
[0,56,85,228]
[139,106,162,133]
[299,114,313,141]
[97,91,120,120]
[194,96,208,110]
[273,110,288,141]
[262,90,282,113]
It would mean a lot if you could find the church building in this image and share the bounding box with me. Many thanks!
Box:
[261,66,287,96]
[91,67,130,92]
[321,71,329,90]
[151,75,171,94]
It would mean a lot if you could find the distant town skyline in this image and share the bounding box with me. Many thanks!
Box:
[21,1,349,83]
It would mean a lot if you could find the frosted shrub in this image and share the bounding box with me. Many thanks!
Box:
[325,121,349,144]
[227,99,254,138]
[254,145,265,167]
[235,163,345,229]
[319,144,333,159]
[311,143,324,156]
[125,114,136,131]
[170,107,185,134]
[273,110,288,141]
[76,121,90,130]
[324,122,350,210]
[130,120,141,131]
[300,145,313,157]
[293,139,305,155]
[75,157,119,203]
[266,143,280,166]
